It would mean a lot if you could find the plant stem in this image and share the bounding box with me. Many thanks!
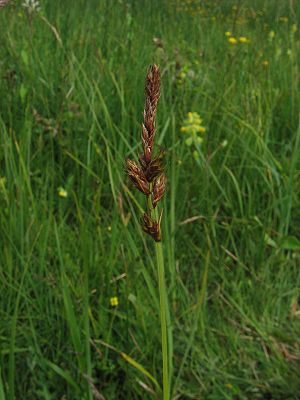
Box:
[147,185,169,399]
[156,242,169,399]
[153,207,169,400]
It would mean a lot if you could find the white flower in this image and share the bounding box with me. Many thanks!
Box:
[22,0,41,14]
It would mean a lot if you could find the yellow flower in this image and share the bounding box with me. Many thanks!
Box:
[181,112,206,151]
[262,60,269,67]
[228,37,237,45]
[239,36,249,43]
[197,126,206,133]
[268,30,275,40]
[225,383,233,390]
[225,31,232,37]
[291,24,297,33]
[58,187,68,198]
[110,296,119,307]
[179,71,186,79]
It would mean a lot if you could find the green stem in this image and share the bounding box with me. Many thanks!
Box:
[154,226,169,400]
[147,184,169,399]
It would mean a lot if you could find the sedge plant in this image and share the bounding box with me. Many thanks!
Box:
[125,65,169,400]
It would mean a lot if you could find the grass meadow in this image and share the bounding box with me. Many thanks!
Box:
[1,0,300,398]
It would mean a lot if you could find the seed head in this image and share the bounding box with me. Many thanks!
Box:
[142,65,161,164]
[141,211,163,242]
[125,159,150,195]
[139,149,165,182]
[152,174,166,208]
[125,65,166,242]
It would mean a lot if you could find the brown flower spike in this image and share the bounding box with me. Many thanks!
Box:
[125,65,166,242]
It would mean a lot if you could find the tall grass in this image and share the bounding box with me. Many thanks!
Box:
[0,0,300,398]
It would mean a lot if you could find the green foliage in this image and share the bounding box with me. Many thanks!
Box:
[0,0,300,398]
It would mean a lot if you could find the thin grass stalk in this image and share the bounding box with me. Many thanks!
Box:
[153,210,169,400]
[126,65,169,399]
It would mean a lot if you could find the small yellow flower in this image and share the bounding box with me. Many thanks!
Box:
[262,60,269,67]
[239,36,249,43]
[225,31,232,37]
[225,383,233,390]
[179,71,186,80]
[58,187,68,198]
[197,126,206,133]
[110,296,119,307]
[228,37,237,45]
[268,30,275,40]
[181,112,206,151]
[107,225,112,232]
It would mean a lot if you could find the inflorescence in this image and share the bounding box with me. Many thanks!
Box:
[125,65,166,242]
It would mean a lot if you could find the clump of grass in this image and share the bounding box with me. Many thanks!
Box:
[126,65,169,399]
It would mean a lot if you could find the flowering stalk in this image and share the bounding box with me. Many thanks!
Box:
[126,65,169,399]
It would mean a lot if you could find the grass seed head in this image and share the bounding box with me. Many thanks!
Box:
[141,65,161,164]
[139,148,165,182]
[125,159,150,195]
[125,64,165,242]
[152,174,166,208]
[141,211,162,242]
